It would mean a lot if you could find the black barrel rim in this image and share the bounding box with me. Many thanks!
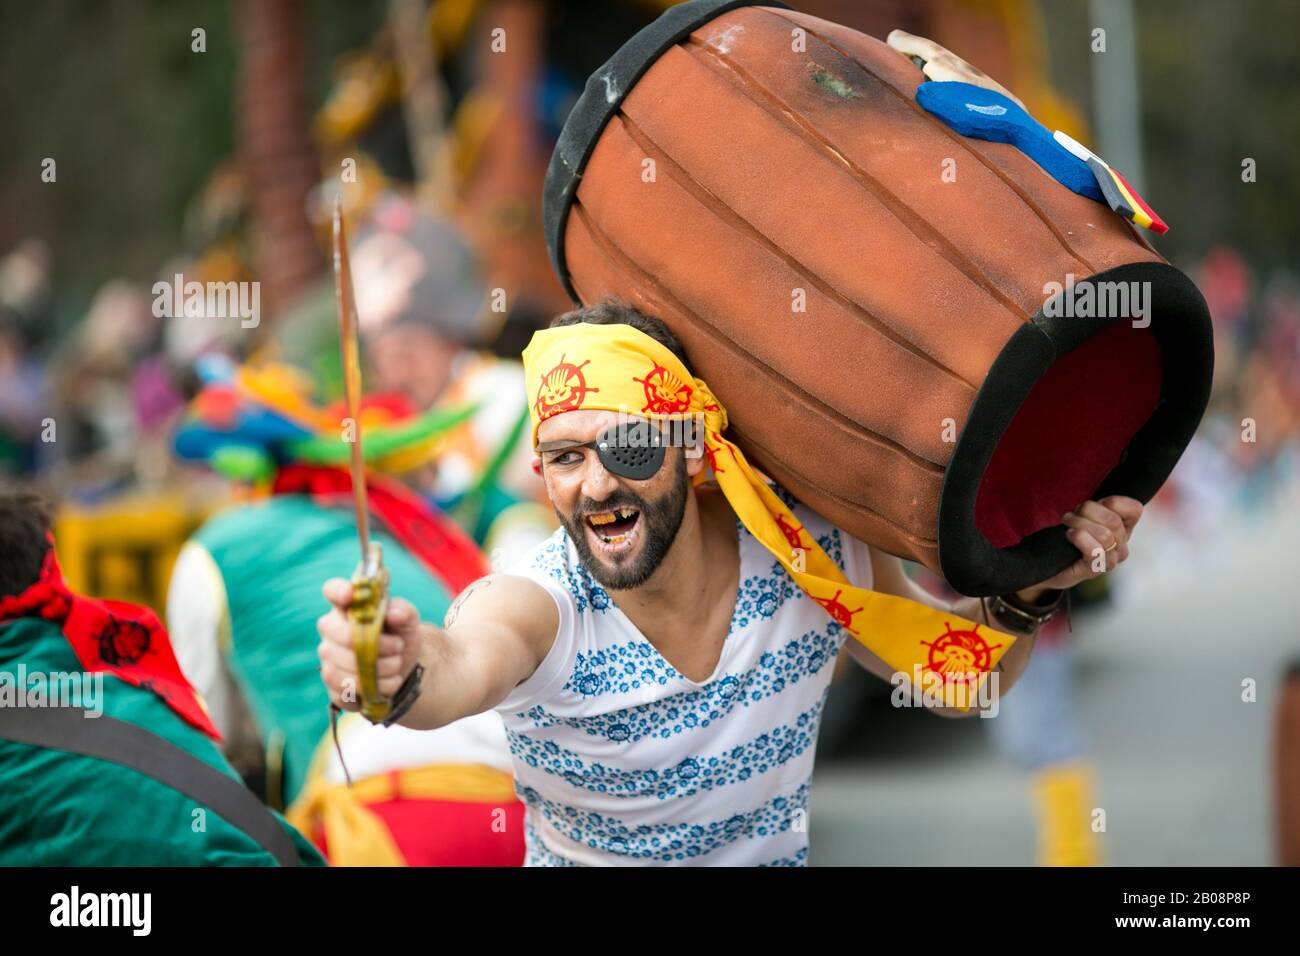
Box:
[542,0,790,301]
[938,261,1215,595]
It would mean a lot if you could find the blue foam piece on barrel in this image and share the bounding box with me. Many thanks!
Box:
[916,81,1105,204]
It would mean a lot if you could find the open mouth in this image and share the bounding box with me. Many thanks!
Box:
[584,506,641,551]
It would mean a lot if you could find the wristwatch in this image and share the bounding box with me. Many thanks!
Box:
[983,589,1064,635]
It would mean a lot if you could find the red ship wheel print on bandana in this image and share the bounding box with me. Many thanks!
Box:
[633,363,693,415]
[812,589,863,628]
[921,622,1002,685]
[534,354,599,421]
[775,512,807,550]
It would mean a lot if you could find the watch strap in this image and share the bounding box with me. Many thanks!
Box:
[379,663,425,728]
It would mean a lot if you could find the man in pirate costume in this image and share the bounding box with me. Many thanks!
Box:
[0,490,323,866]
[168,359,524,865]
[318,301,1145,866]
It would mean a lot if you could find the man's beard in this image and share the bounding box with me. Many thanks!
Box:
[561,454,689,591]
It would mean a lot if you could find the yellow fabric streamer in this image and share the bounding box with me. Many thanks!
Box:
[522,322,1017,708]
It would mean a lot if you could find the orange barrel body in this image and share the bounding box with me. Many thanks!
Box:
[543,0,1212,594]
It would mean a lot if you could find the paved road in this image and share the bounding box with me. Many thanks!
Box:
[809,484,1300,866]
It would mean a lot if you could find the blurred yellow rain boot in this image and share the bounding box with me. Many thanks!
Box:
[1032,760,1103,867]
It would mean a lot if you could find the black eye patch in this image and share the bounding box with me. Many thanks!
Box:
[538,422,673,480]
[595,423,664,480]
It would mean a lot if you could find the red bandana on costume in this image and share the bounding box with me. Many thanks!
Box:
[273,464,489,595]
[0,543,221,739]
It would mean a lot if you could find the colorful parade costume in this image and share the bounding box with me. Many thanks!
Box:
[170,360,524,865]
[0,547,323,866]
[542,0,1213,597]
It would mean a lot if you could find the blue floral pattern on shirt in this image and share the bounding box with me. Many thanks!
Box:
[520,782,812,863]
[758,846,810,867]
[521,624,843,743]
[532,531,613,614]
[523,817,580,867]
[564,640,683,697]
[505,694,828,800]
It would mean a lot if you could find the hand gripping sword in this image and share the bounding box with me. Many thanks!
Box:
[333,196,392,724]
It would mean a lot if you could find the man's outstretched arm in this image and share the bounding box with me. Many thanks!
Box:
[317,573,559,731]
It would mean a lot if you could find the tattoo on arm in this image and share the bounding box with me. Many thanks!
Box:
[444,578,493,629]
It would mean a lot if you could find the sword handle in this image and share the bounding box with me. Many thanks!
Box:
[347,541,392,722]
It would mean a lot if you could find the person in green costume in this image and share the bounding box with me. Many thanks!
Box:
[168,360,525,865]
[0,489,323,866]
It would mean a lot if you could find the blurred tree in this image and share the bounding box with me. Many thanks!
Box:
[0,0,386,337]
[1041,0,1300,270]
[236,0,323,326]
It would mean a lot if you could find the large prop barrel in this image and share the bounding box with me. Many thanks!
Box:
[543,0,1213,594]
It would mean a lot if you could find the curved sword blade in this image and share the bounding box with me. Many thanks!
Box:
[333,195,370,561]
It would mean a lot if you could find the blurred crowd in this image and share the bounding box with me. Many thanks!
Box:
[1115,247,1300,601]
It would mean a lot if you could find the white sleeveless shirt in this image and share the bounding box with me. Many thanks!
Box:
[494,489,872,866]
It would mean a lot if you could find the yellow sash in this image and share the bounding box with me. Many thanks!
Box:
[287,719,518,866]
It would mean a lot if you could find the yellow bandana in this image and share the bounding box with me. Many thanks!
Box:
[522,322,1016,707]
